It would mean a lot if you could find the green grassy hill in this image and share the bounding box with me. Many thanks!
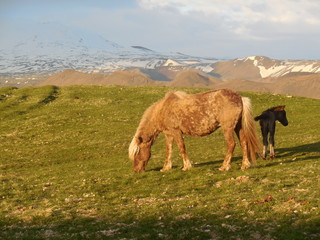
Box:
[1,85,319,240]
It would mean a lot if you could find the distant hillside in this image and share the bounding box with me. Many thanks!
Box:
[169,69,221,87]
[103,69,157,86]
[38,69,159,87]
[37,69,320,99]
[38,69,106,86]
[215,79,270,93]
[271,74,320,99]
[214,73,320,99]
[212,56,320,80]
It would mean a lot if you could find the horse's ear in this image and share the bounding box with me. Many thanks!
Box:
[274,106,285,111]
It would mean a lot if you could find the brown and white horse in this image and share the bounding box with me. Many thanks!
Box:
[129,89,261,172]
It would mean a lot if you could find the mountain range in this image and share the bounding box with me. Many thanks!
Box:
[0,21,217,76]
[212,56,320,80]
[1,21,320,98]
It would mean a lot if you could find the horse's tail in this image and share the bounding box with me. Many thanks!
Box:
[254,115,262,121]
[254,113,267,121]
[241,97,262,164]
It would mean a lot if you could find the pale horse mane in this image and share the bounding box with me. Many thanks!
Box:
[172,91,188,98]
[128,91,187,160]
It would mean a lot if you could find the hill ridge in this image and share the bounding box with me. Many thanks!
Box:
[37,69,320,99]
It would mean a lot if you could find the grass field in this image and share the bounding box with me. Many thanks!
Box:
[0,85,319,240]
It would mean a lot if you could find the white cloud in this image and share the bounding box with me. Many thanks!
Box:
[305,17,320,25]
[4,0,318,59]
[138,0,320,25]
[135,0,320,59]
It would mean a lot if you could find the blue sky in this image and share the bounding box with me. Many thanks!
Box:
[1,0,320,59]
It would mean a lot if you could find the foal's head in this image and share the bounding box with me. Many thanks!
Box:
[129,135,153,172]
[273,106,288,126]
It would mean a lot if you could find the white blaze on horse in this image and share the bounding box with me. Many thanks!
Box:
[129,89,261,172]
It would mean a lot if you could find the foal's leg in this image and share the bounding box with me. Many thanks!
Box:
[269,131,275,159]
[172,132,192,171]
[261,127,269,160]
[219,127,236,171]
[235,125,251,170]
[160,134,173,172]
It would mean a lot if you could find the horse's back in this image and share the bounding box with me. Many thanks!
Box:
[158,89,243,136]
[166,89,241,104]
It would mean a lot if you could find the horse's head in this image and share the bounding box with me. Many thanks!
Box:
[274,106,288,126]
[129,135,152,172]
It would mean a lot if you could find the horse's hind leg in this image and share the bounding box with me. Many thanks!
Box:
[219,127,236,171]
[172,131,192,171]
[269,144,275,159]
[160,134,173,172]
[262,128,269,160]
[235,124,251,170]
[269,137,275,159]
[269,128,275,159]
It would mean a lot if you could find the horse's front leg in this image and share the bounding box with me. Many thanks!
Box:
[173,132,192,171]
[235,125,250,170]
[160,134,173,172]
[219,127,236,171]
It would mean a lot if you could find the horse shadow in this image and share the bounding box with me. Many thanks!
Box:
[148,165,181,172]
[148,142,319,171]
[261,141,320,167]
[193,159,240,168]
[149,158,242,172]
[192,142,319,170]
[148,160,221,172]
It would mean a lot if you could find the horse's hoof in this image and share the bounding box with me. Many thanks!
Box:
[160,168,170,172]
[241,165,250,170]
[270,155,275,160]
[219,166,230,171]
[182,166,191,171]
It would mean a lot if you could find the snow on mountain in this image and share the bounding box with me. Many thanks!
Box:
[1,20,319,85]
[163,59,182,67]
[0,20,217,77]
[212,56,320,80]
[240,56,320,78]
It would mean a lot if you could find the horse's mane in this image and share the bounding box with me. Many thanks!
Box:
[131,91,187,140]
[137,91,187,131]
[135,102,158,136]
[129,101,158,160]
[255,105,286,121]
[172,91,188,98]
[266,106,285,112]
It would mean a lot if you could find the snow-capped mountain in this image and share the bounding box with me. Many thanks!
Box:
[0,21,217,77]
[1,20,320,86]
[246,56,320,78]
[212,56,320,80]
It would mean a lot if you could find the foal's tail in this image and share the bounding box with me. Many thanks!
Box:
[241,97,262,164]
